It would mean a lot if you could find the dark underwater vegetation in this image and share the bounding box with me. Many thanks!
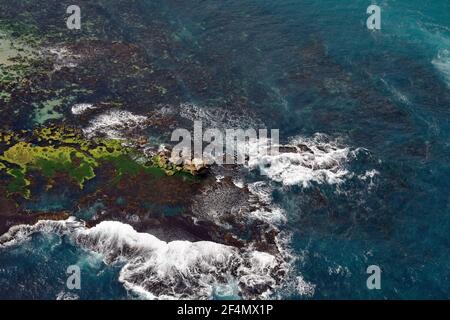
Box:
[0,1,448,300]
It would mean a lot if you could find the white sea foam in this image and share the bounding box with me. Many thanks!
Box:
[83,109,147,139]
[248,207,286,226]
[76,221,238,299]
[232,178,245,188]
[247,181,286,224]
[0,219,290,300]
[56,291,80,300]
[247,181,273,205]
[237,251,278,299]
[358,169,379,181]
[296,276,316,297]
[358,169,380,182]
[71,103,96,115]
[358,169,379,191]
[216,175,225,183]
[246,134,353,187]
[0,217,83,247]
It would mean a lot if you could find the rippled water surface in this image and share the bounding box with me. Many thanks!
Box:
[0,0,449,299]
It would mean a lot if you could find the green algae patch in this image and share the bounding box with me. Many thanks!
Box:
[0,126,197,198]
[1,141,97,193]
[6,167,31,199]
[0,130,19,146]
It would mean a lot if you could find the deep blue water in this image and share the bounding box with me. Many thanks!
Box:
[0,0,449,299]
[0,233,128,300]
[157,0,450,299]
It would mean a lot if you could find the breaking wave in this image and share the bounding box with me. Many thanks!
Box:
[71,103,96,115]
[0,218,301,300]
[246,133,358,187]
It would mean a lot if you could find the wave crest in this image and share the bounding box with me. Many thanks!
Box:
[247,134,354,187]
[1,219,292,300]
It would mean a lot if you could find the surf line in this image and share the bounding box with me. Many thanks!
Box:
[177,304,211,318]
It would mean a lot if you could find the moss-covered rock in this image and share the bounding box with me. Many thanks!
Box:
[0,125,200,198]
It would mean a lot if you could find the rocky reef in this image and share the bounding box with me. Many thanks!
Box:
[0,1,292,299]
